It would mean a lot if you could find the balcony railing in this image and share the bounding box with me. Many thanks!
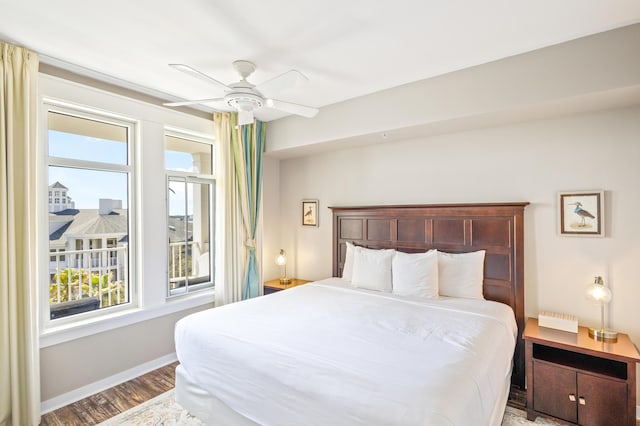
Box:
[49,246,128,310]
[169,241,194,283]
[168,241,211,292]
[49,242,211,317]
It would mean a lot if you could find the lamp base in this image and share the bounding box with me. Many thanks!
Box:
[588,327,618,343]
[279,277,291,285]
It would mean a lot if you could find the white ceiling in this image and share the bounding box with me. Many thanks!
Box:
[1,0,639,122]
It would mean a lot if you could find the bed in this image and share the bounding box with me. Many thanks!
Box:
[175,202,528,425]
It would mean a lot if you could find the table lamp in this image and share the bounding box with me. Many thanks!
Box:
[275,249,290,285]
[585,276,618,342]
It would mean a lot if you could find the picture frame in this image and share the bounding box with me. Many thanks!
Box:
[302,199,319,227]
[558,190,604,237]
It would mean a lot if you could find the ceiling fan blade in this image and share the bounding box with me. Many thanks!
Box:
[164,97,225,107]
[169,64,230,91]
[267,99,318,118]
[256,69,308,96]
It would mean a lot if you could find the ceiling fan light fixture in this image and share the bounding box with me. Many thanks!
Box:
[236,100,257,111]
[238,110,254,125]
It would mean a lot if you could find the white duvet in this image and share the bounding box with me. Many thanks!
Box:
[175,278,517,426]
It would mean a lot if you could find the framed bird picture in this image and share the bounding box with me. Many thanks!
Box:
[302,199,319,227]
[558,190,604,237]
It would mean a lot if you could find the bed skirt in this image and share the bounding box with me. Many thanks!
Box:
[175,363,511,426]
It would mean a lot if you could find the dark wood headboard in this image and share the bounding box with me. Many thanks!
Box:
[329,202,528,389]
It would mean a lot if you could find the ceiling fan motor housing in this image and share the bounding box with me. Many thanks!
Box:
[225,92,264,112]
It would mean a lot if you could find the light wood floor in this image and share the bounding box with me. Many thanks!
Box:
[40,361,178,425]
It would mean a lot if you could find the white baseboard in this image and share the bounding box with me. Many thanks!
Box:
[41,352,177,415]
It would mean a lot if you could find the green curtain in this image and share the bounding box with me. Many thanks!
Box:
[229,114,265,299]
[0,41,41,426]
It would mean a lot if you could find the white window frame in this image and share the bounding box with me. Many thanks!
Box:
[165,129,216,298]
[166,176,215,296]
[41,101,138,330]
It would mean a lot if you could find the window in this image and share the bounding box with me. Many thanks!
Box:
[39,75,215,346]
[46,107,134,320]
[165,132,215,296]
[49,249,66,262]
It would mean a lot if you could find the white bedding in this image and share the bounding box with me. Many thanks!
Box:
[175,278,517,426]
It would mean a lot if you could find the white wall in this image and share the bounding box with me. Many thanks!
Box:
[40,306,205,404]
[261,156,281,281]
[264,105,640,397]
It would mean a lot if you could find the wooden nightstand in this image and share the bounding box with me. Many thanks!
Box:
[523,317,640,426]
[263,278,311,295]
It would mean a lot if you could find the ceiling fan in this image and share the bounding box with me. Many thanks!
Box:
[164,60,319,125]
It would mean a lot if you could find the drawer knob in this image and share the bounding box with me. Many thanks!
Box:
[579,397,586,405]
[569,394,576,402]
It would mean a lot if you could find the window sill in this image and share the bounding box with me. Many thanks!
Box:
[40,288,215,348]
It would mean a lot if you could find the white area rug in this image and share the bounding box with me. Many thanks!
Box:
[98,389,562,425]
[98,390,204,426]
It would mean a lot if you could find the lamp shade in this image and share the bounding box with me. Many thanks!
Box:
[275,249,287,266]
[586,276,611,304]
[585,276,617,342]
[275,249,290,285]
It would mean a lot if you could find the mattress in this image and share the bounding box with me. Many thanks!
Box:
[175,278,517,426]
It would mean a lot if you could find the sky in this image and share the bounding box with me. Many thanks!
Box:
[48,131,197,215]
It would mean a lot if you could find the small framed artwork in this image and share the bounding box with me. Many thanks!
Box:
[558,190,604,237]
[302,199,319,227]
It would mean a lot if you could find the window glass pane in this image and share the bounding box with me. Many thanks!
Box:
[48,112,127,165]
[165,135,213,174]
[165,150,195,173]
[188,181,211,284]
[48,166,130,318]
[48,167,128,209]
[168,178,211,293]
[168,179,187,290]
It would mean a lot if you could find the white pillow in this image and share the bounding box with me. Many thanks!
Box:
[341,241,357,282]
[392,250,439,298]
[438,250,486,299]
[351,247,395,292]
